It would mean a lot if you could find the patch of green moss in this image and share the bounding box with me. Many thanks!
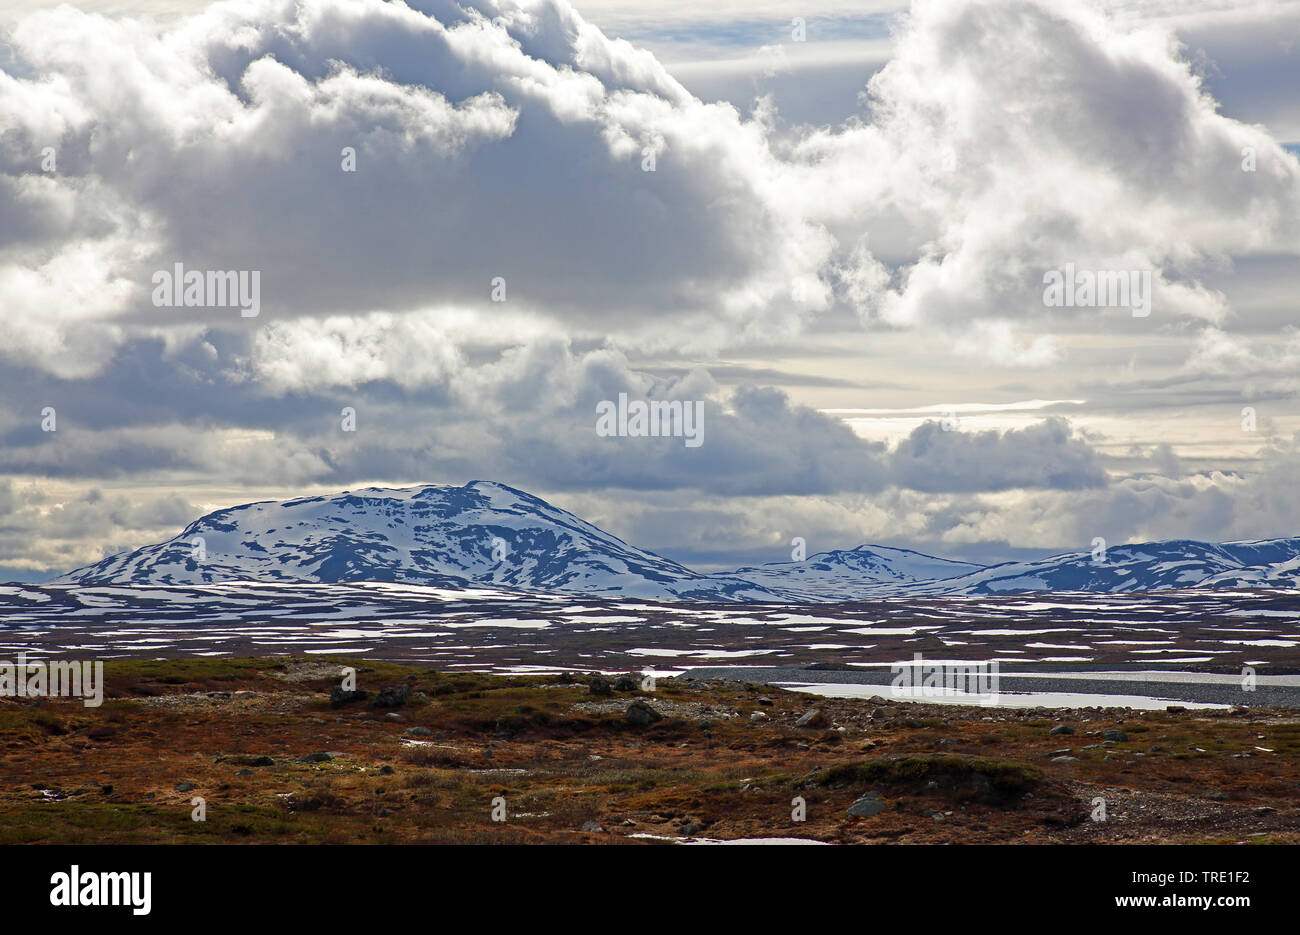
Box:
[107,657,281,682]
[813,754,1042,800]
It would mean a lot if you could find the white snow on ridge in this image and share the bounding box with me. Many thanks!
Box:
[49,481,1300,602]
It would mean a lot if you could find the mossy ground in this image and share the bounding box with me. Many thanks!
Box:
[3,656,1298,844]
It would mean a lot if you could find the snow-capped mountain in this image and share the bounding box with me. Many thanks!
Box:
[728,545,983,600]
[914,539,1300,595]
[56,482,1300,600]
[56,481,783,602]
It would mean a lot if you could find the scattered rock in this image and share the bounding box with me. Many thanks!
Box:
[626,699,663,726]
[404,726,432,737]
[847,793,887,818]
[1050,756,1080,763]
[612,675,639,692]
[330,687,368,706]
[175,782,195,792]
[374,684,411,708]
[385,712,406,722]
[795,709,827,728]
[1049,725,1074,735]
[218,754,275,767]
[1103,729,1128,742]
[297,752,337,764]
[379,765,395,775]
[580,820,605,833]
[750,711,768,722]
[588,676,612,697]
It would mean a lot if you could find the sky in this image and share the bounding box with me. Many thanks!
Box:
[0,0,1298,580]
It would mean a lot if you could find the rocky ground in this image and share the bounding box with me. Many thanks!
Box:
[3,655,1298,844]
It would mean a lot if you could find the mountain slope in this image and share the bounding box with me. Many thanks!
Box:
[915,539,1300,595]
[56,482,1300,600]
[729,545,983,600]
[57,481,783,602]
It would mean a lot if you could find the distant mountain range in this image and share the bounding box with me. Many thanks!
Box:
[57,481,1300,601]
[908,539,1300,596]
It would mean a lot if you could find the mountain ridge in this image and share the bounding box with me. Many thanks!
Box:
[57,481,1300,601]
[59,481,783,602]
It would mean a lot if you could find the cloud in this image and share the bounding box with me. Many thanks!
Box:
[0,320,1114,498]
[1183,325,1300,377]
[952,320,1060,368]
[0,479,200,571]
[542,432,1300,568]
[2,0,1295,384]
[889,416,1107,492]
[0,0,839,371]
[793,0,1300,328]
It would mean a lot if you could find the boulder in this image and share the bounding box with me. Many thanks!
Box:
[220,754,274,767]
[330,687,368,706]
[847,793,887,818]
[795,709,827,728]
[297,752,335,764]
[374,684,411,708]
[625,699,663,726]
